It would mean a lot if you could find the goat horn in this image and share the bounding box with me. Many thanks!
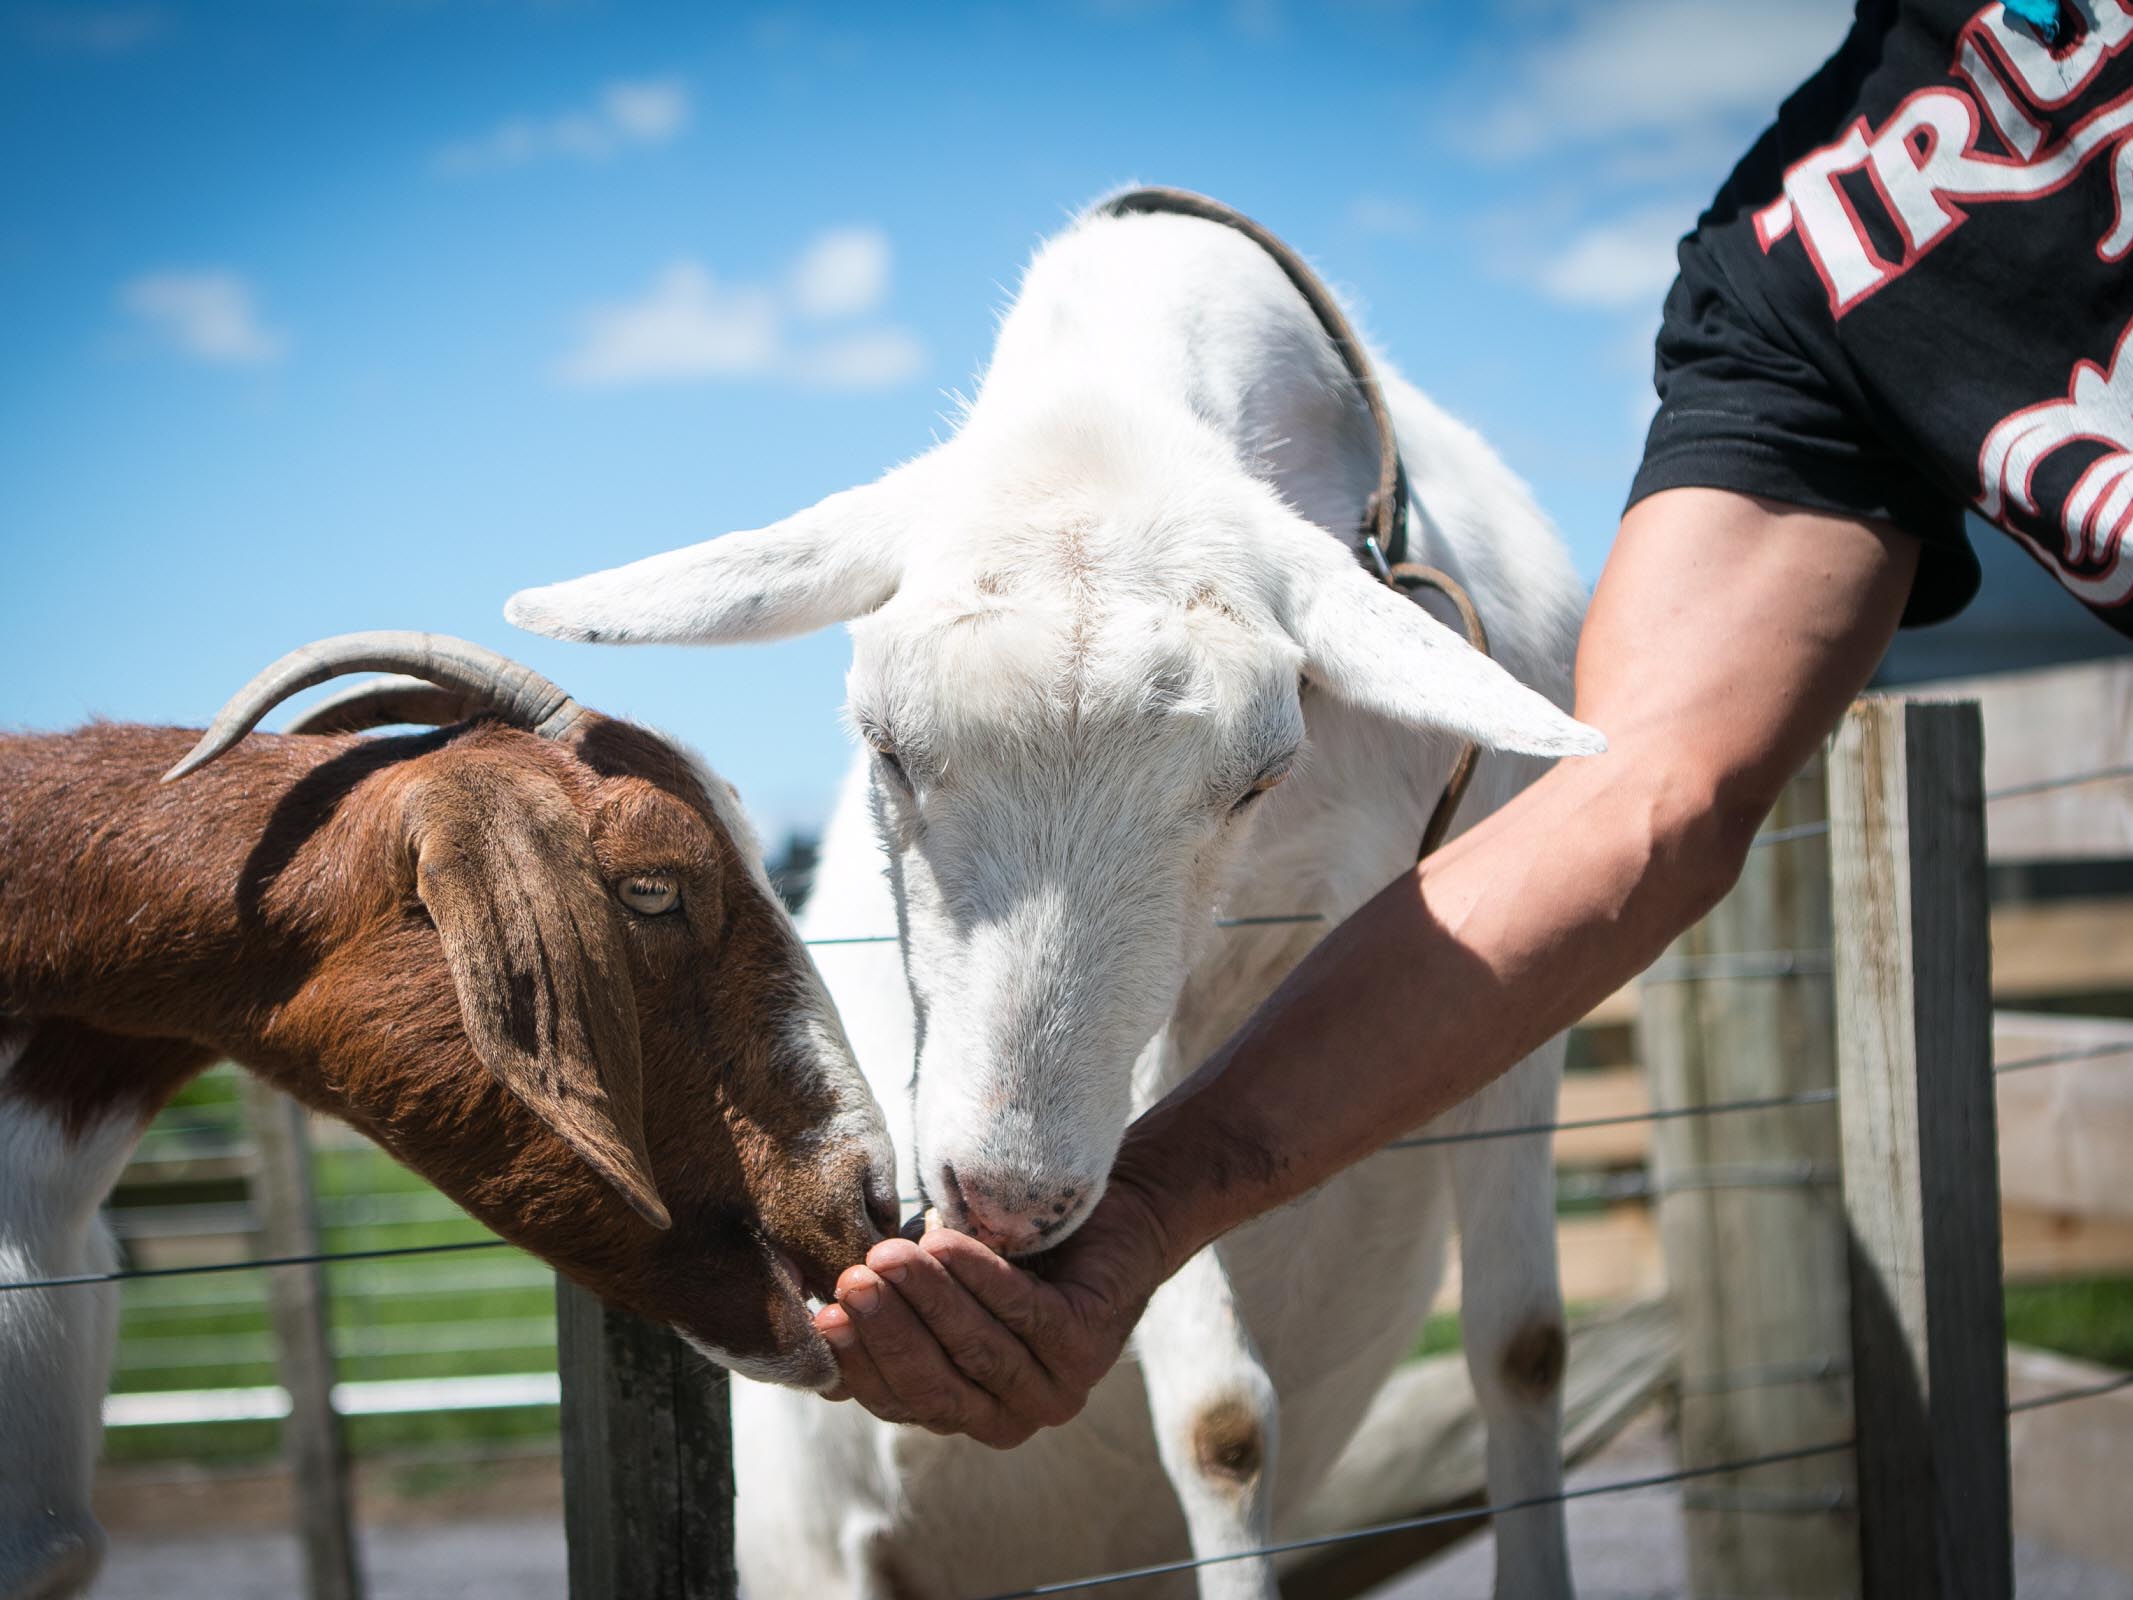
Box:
[163,631,586,782]
[283,676,487,738]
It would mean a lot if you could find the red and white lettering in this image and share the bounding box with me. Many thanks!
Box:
[1979,318,2133,607]
[1776,122,1898,312]
[1953,32,2046,158]
[1974,0,2133,109]
[2106,139,2133,259]
[1759,2,2133,317]
[1868,91,1979,253]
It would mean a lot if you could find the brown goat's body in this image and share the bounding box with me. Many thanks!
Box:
[0,713,887,1365]
[0,665,889,1600]
[1,724,406,1123]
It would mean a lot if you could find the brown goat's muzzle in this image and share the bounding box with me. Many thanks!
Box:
[637,1129,889,1391]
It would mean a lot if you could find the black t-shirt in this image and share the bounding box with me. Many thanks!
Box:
[1630,0,2133,633]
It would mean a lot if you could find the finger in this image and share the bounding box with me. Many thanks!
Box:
[837,1265,1022,1447]
[815,1290,910,1424]
[919,1231,1072,1354]
[865,1238,1071,1423]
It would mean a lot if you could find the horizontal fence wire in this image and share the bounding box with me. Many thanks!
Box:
[802,912,1326,948]
[1383,1087,1836,1154]
[19,1034,2129,1291]
[967,1439,1860,1600]
[10,767,2125,1384]
[0,1238,514,1295]
[970,1368,2133,1600]
[1749,758,2133,850]
[2008,1372,2133,1414]
[33,1081,1811,1291]
[1994,1039,2133,1074]
[1985,762,2133,805]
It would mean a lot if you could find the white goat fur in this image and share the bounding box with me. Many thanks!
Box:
[510,203,1599,1598]
[0,1040,128,1600]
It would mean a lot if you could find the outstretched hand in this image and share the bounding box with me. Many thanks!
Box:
[812,1179,1173,1448]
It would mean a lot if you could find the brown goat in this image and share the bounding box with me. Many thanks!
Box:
[0,635,891,1600]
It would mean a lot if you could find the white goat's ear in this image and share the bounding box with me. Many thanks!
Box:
[1289,548,1605,759]
[505,477,914,646]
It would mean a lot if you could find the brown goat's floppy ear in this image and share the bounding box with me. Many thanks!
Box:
[405,767,671,1230]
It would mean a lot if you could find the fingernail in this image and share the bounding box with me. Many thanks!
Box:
[878,1261,908,1285]
[820,1318,855,1350]
[843,1277,881,1315]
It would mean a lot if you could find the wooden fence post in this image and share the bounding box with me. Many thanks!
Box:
[555,1280,736,1600]
[1640,752,1861,1598]
[1828,696,2010,1600]
[239,1079,363,1600]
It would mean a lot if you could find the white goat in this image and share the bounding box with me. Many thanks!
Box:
[510,197,1599,1598]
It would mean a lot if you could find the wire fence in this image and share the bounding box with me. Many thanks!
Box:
[962,1366,2133,1600]
[969,1444,1865,1600]
[8,753,2129,1289]
[16,749,2133,1592]
[968,1357,2133,1599]
[0,1237,515,1296]
[1743,759,2133,850]
[34,1032,2128,1297]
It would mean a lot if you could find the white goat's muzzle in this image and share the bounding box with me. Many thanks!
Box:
[932,1154,1103,1258]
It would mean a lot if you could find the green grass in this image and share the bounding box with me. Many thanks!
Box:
[1408,1283,2133,1374]
[2004,1278,2133,1370]
[1417,1311,1463,1358]
[105,1072,564,1466]
[113,1071,2133,1473]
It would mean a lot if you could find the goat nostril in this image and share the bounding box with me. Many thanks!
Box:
[864,1184,900,1241]
[938,1162,967,1218]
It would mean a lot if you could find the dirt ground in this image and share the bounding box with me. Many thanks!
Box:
[93,1519,568,1600]
[92,1408,2131,1600]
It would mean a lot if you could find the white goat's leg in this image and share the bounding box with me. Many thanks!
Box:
[1444,1044,1574,1600]
[1135,1243,1280,1600]
[0,1081,136,1600]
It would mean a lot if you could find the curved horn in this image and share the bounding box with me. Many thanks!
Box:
[283,676,487,738]
[164,631,586,783]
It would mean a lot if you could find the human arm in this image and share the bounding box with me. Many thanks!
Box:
[816,488,1921,1443]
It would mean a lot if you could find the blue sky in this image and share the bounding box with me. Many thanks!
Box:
[0,0,1857,843]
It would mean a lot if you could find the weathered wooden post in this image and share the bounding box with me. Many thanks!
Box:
[1828,696,2010,1600]
[1640,753,1861,1597]
[555,1280,736,1599]
[240,1079,363,1600]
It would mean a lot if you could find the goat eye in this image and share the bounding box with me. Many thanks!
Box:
[1230,767,1290,816]
[870,742,911,789]
[618,877,681,916]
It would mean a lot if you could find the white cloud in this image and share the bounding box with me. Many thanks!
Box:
[121,271,285,366]
[603,80,689,143]
[797,328,927,390]
[789,227,891,320]
[1532,206,1687,309]
[1458,0,1848,333]
[436,78,689,175]
[559,229,925,392]
[1465,0,1853,159]
[559,263,779,387]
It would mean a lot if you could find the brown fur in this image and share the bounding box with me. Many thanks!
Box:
[0,714,881,1372]
[1191,1395,1265,1486]
[1500,1317,1567,1402]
